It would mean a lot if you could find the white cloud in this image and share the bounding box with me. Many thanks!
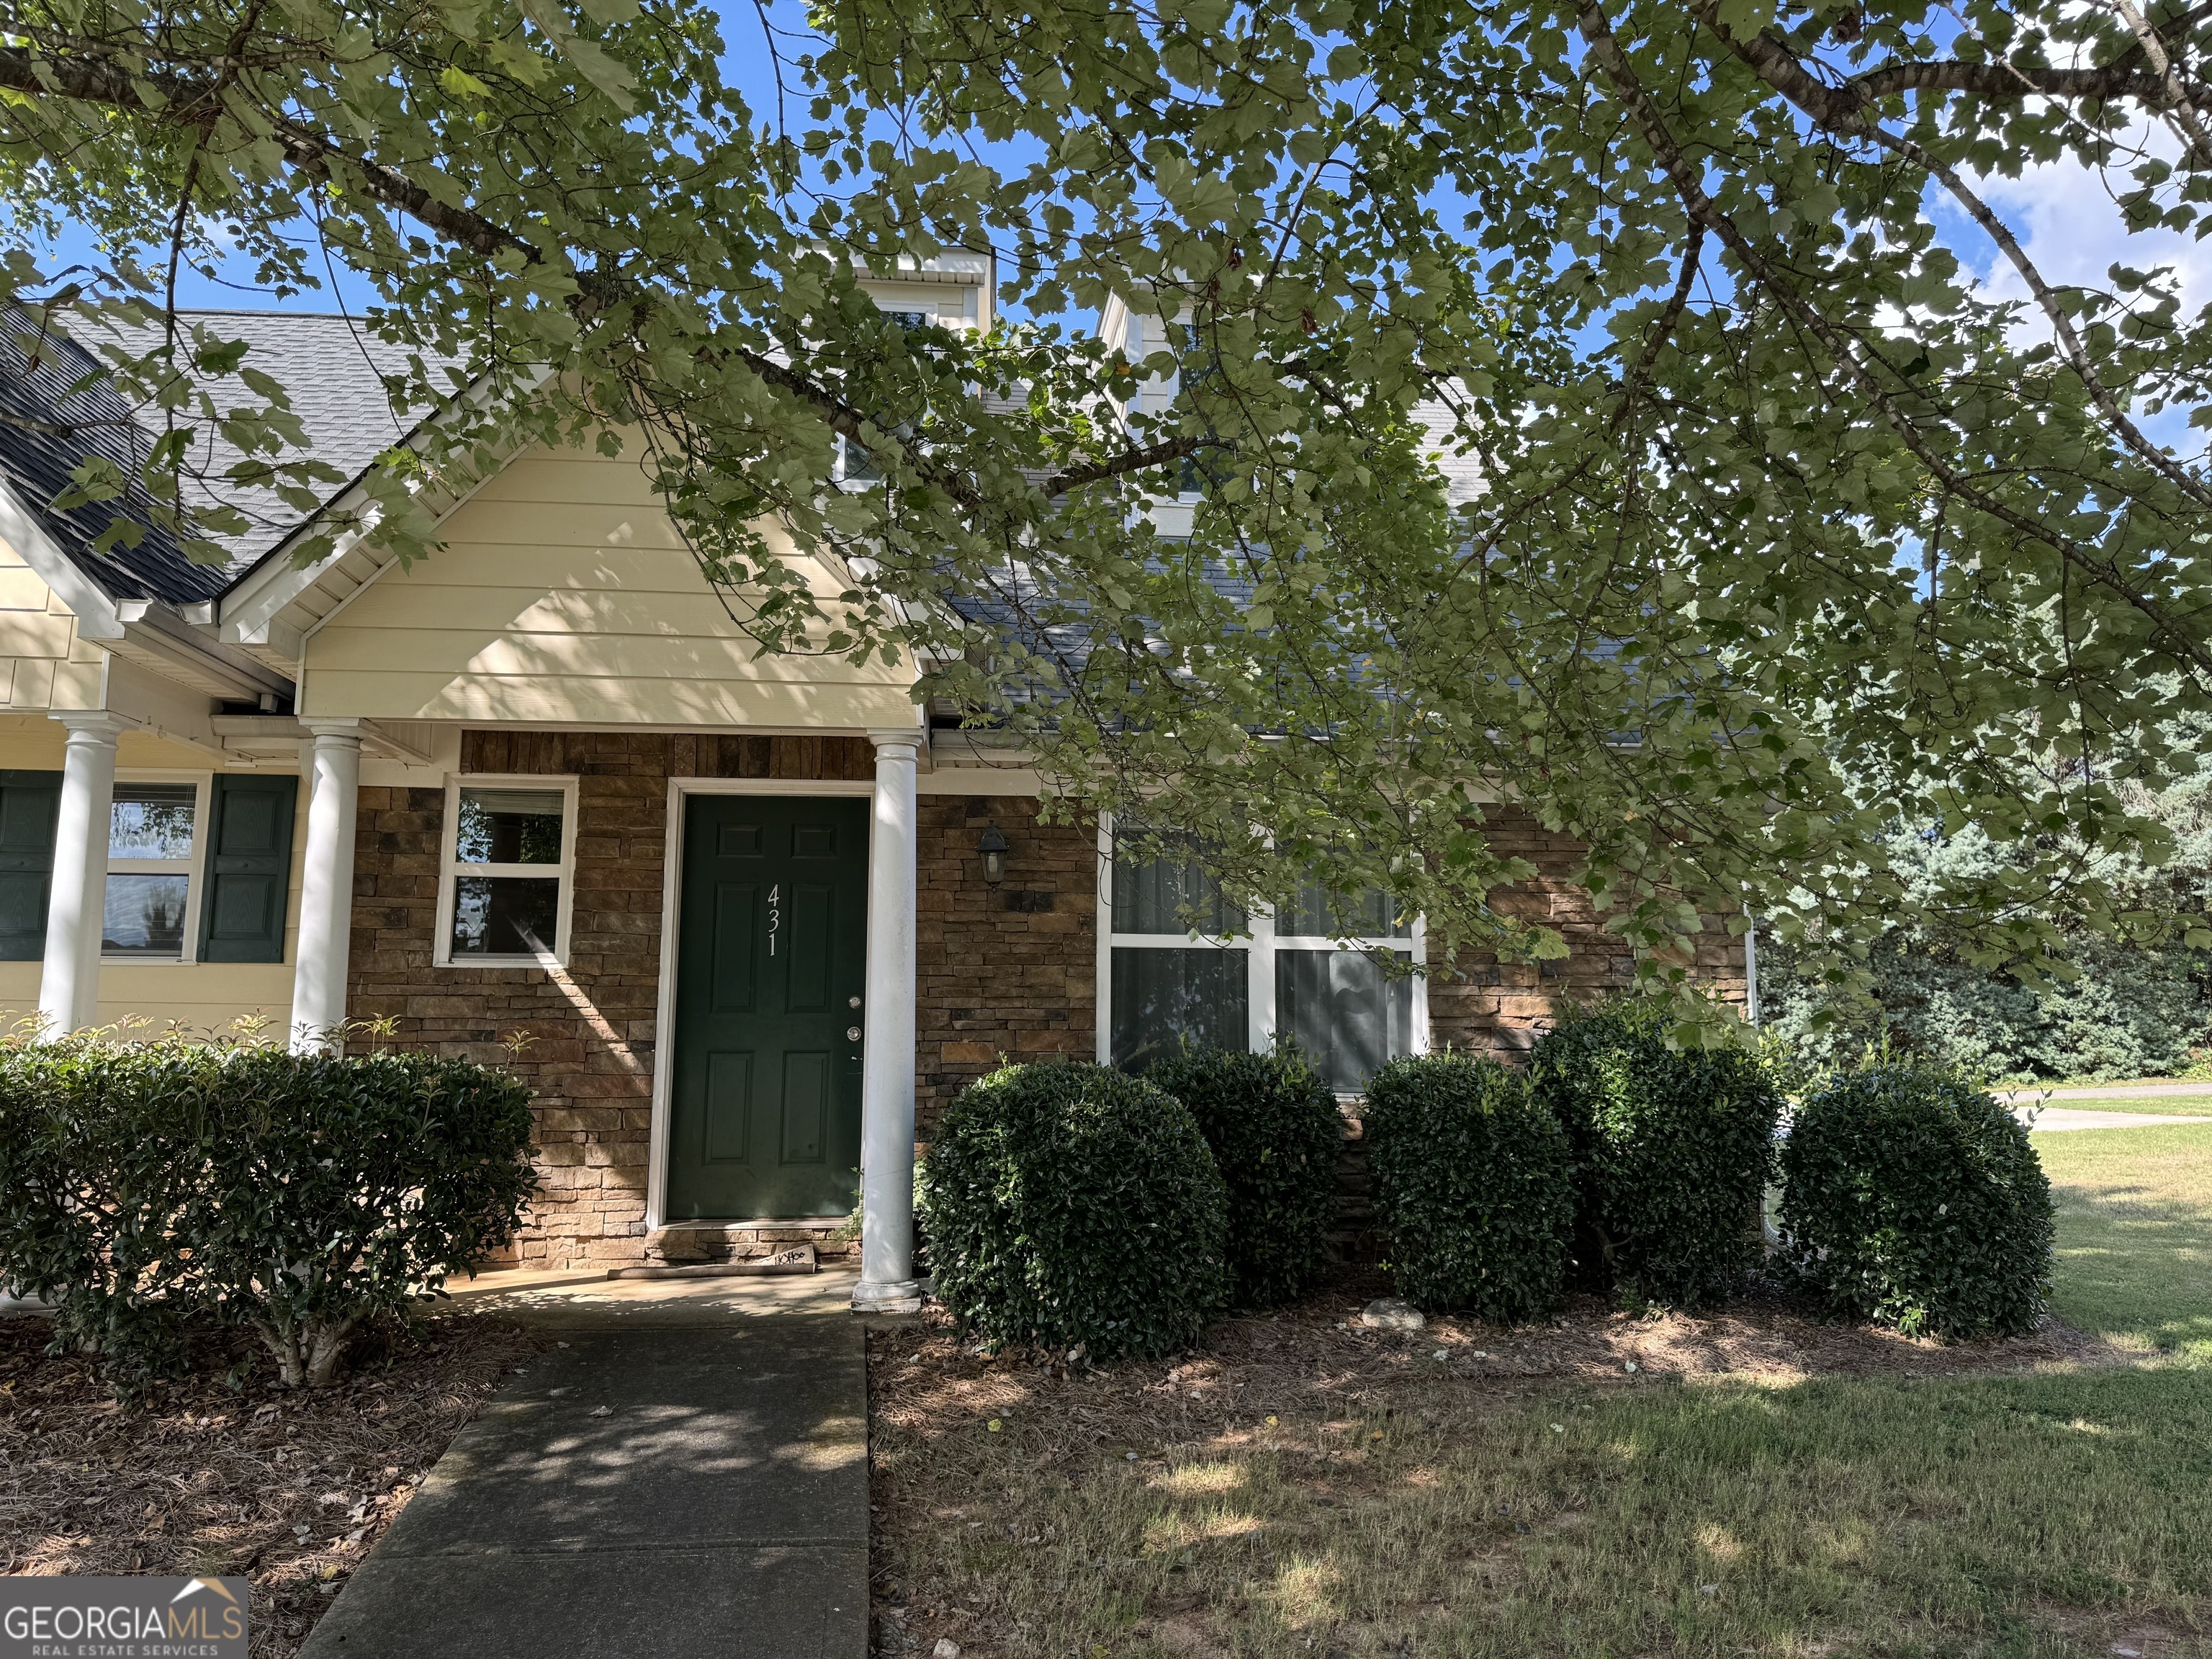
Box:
[1964,127,2212,319]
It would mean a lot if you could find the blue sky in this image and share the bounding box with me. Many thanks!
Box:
[27,0,2187,409]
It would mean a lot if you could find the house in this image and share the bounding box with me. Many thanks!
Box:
[0,266,1747,1308]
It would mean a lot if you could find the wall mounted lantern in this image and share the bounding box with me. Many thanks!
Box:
[979,822,1010,886]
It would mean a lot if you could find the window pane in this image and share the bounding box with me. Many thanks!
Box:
[1277,876,1409,939]
[1112,851,1244,935]
[455,788,565,866]
[451,876,560,957]
[1274,948,1413,1094]
[109,783,196,860]
[840,434,883,484]
[103,873,190,956]
[1111,948,1248,1074]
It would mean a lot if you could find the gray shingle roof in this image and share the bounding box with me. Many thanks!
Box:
[0,308,432,604]
[1,310,217,603]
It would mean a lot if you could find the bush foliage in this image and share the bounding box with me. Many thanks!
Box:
[1529,1003,1784,1308]
[1362,1052,1573,1321]
[1778,1061,2055,1339]
[919,1060,1230,1359]
[1146,1046,1341,1308]
[0,1035,539,1389]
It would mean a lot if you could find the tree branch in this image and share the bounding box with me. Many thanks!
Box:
[1693,3,2212,516]
[1611,220,1705,436]
[1,37,1238,522]
[1575,0,2212,682]
[1845,56,2206,107]
[1042,434,1215,498]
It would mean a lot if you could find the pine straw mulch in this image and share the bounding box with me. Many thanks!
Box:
[0,1310,547,1657]
[867,1267,2118,1658]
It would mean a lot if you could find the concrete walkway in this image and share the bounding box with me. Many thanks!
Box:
[2000,1080,2212,1100]
[300,1269,870,1659]
[2020,1106,2211,1132]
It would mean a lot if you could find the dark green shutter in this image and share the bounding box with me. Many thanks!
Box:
[0,768,61,961]
[198,774,298,963]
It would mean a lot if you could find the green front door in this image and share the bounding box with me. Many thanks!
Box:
[665,794,869,1219]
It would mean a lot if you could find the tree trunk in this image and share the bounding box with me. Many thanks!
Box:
[256,1320,307,1388]
[302,1317,359,1388]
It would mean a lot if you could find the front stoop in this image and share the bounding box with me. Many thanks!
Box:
[648,1220,858,1267]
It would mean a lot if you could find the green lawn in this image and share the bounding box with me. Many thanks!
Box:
[884,1366,2212,1658]
[2036,1120,2212,1359]
[878,1123,2212,1657]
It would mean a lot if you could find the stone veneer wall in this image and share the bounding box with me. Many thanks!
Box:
[1428,809,1750,1056]
[915,794,1100,1137]
[344,733,1743,1270]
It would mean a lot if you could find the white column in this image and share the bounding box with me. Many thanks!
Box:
[290,720,363,1053]
[854,729,922,1312]
[37,712,125,1036]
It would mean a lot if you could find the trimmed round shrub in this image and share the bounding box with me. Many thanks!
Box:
[1779,1062,2054,1339]
[918,1059,1231,1359]
[1529,1002,1784,1308]
[0,1035,538,1390]
[1362,1052,1573,1321]
[1147,1046,1343,1308]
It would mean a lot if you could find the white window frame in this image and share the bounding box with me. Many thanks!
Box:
[433,773,580,969]
[101,770,212,966]
[1094,815,1430,1096]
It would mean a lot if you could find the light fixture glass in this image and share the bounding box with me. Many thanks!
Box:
[979,822,1009,886]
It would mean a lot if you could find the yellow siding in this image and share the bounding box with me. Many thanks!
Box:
[0,714,303,1037]
[0,536,100,713]
[302,448,918,728]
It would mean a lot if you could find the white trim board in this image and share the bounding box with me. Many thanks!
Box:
[644,775,879,1231]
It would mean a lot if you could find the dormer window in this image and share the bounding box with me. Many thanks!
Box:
[838,305,934,485]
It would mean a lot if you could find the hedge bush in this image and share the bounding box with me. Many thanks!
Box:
[1779,1061,2054,1339]
[0,1036,538,1389]
[918,1059,1230,1359]
[1529,1003,1784,1308]
[1362,1052,1573,1321]
[1147,1046,1342,1308]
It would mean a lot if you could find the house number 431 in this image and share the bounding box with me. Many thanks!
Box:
[768,884,780,957]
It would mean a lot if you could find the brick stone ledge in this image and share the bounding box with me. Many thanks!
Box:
[649,1221,860,1264]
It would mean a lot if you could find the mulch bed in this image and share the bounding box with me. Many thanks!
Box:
[0,1310,546,1657]
[868,1267,2117,1657]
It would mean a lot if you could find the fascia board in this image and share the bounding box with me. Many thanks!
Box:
[113,601,295,701]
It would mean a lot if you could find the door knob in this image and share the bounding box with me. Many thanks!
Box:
[846,1026,863,1043]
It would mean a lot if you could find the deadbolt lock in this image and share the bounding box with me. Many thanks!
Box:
[846,1026,863,1043]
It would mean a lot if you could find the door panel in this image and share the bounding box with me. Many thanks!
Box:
[703,1051,755,1164]
[666,795,868,1219]
[780,1051,831,1163]
[710,884,760,1011]
[786,883,834,1011]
